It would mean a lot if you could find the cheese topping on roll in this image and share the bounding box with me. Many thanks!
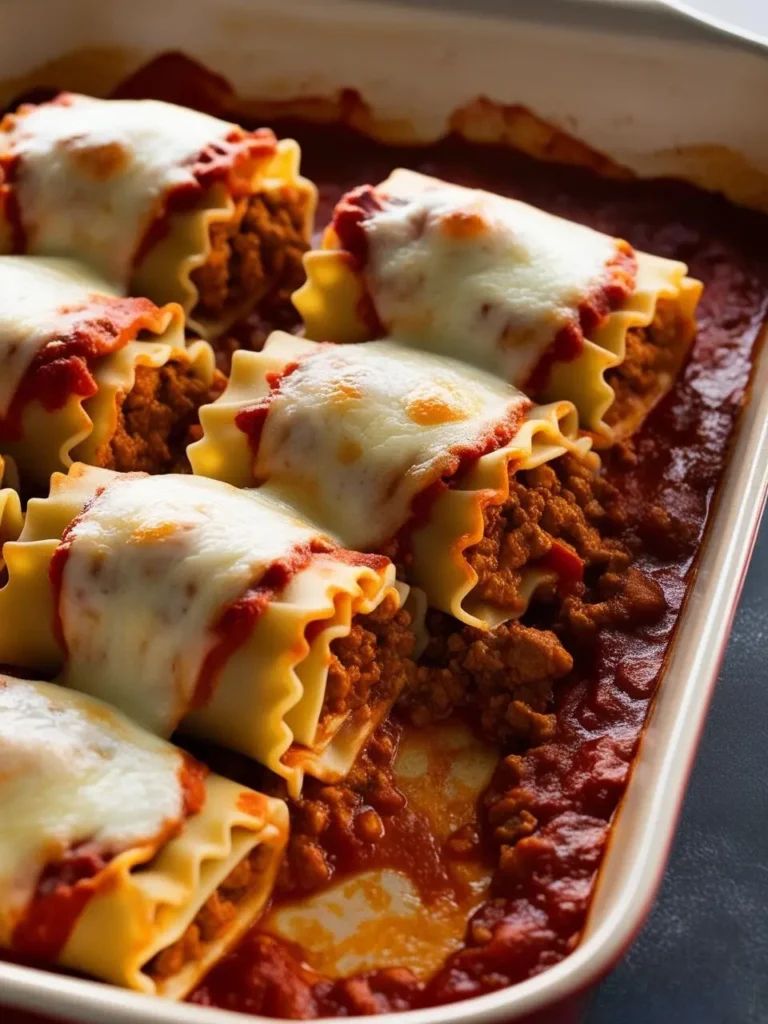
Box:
[54,473,327,735]
[0,464,408,788]
[240,337,532,551]
[0,254,198,487]
[1,94,277,284]
[352,187,626,386]
[0,677,194,941]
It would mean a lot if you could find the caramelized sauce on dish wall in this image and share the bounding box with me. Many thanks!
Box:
[3,55,768,1020]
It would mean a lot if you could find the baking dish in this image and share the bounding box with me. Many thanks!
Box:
[1,0,767,1021]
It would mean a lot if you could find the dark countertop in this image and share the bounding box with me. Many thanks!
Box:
[586,515,768,1024]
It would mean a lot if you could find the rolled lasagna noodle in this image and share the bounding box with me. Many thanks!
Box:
[294,168,703,441]
[0,93,317,336]
[0,675,287,997]
[0,466,413,792]
[190,331,596,628]
[0,255,217,485]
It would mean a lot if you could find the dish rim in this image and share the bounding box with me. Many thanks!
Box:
[0,0,767,1020]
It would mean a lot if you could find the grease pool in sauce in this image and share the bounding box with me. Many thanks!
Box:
[4,93,768,1024]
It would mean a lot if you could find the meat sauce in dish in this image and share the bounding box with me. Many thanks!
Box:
[190,124,766,1015]
[191,122,768,1016]
[4,55,768,1020]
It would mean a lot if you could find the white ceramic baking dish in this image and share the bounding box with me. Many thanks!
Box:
[1,1,767,1021]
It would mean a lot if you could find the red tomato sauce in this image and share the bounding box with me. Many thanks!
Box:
[10,845,114,961]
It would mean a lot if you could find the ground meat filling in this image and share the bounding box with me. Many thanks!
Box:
[161,464,663,978]
[605,298,693,431]
[317,594,416,736]
[95,360,225,474]
[152,604,415,929]
[190,188,310,327]
[466,454,630,616]
[401,454,665,742]
[278,724,405,898]
[147,843,276,981]
[405,615,569,746]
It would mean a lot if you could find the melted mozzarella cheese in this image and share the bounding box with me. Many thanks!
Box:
[0,677,184,936]
[0,255,119,417]
[255,339,530,550]
[59,474,323,734]
[361,187,618,383]
[4,95,243,283]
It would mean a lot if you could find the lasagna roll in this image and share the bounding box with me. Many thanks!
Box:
[294,169,703,441]
[0,256,218,486]
[190,332,599,629]
[0,676,287,998]
[0,93,317,337]
[0,466,415,792]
